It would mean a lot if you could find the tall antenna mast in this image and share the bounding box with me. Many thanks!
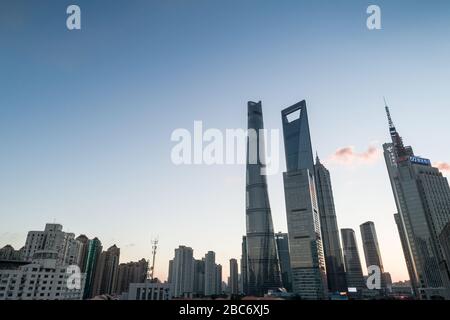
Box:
[384,96,395,130]
[150,237,158,281]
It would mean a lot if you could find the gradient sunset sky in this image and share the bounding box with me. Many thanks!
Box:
[1,0,450,282]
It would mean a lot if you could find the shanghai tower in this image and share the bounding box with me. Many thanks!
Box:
[245,101,282,296]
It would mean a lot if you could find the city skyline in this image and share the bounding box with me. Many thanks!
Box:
[1,100,449,284]
[2,0,450,285]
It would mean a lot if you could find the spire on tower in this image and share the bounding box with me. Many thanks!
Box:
[384,97,395,130]
[383,99,409,159]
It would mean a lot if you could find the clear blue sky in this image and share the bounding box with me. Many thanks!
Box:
[1,0,449,282]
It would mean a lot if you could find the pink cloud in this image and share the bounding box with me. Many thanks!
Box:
[434,162,450,174]
[328,145,381,165]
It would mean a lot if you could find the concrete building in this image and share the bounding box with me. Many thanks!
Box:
[215,264,222,295]
[281,100,327,299]
[274,232,292,292]
[193,259,205,297]
[168,259,173,284]
[0,251,84,300]
[92,245,120,297]
[116,258,148,295]
[204,251,216,296]
[170,246,194,298]
[245,101,282,296]
[23,223,78,265]
[383,105,450,299]
[75,235,89,273]
[341,228,365,293]
[314,156,347,293]
[127,282,171,300]
[65,237,84,267]
[0,245,24,261]
[229,258,239,295]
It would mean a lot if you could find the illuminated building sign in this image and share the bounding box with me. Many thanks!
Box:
[409,156,431,166]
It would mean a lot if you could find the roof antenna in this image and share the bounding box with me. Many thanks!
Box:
[384,97,395,129]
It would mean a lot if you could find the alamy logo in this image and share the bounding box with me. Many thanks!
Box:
[366,265,381,290]
[367,5,382,30]
[171,121,280,175]
[66,265,81,290]
[66,5,81,30]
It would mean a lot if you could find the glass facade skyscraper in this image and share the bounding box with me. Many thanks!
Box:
[245,101,282,296]
[229,258,239,295]
[240,235,248,295]
[360,221,387,293]
[341,228,365,292]
[83,237,102,299]
[314,156,347,293]
[275,232,292,292]
[383,105,450,300]
[360,222,384,273]
[281,100,327,299]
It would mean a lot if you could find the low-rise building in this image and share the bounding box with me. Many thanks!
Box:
[126,282,171,300]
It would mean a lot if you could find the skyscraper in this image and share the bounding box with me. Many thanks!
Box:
[83,237,102,299]
[341,229,365,292]
[215,264,223,295]
[75,235,89,273]
[92,244,121,296]
[274,232,292,292]
[204,251,216,296]
[314,155,347,293]
[360,221,387,294]
[168,259,173,284]
[281,100,327,299]
[229,259,239,295]
[245,101,282,296]
[439,223,450,292]
[193,259,206,297]
[65,237,84,266]
[383,104,450,300]
[240,236,248,295]
[170,246,194,298]
[116,258,148,295]
[394,213,418,295]
[360,222,385,282]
